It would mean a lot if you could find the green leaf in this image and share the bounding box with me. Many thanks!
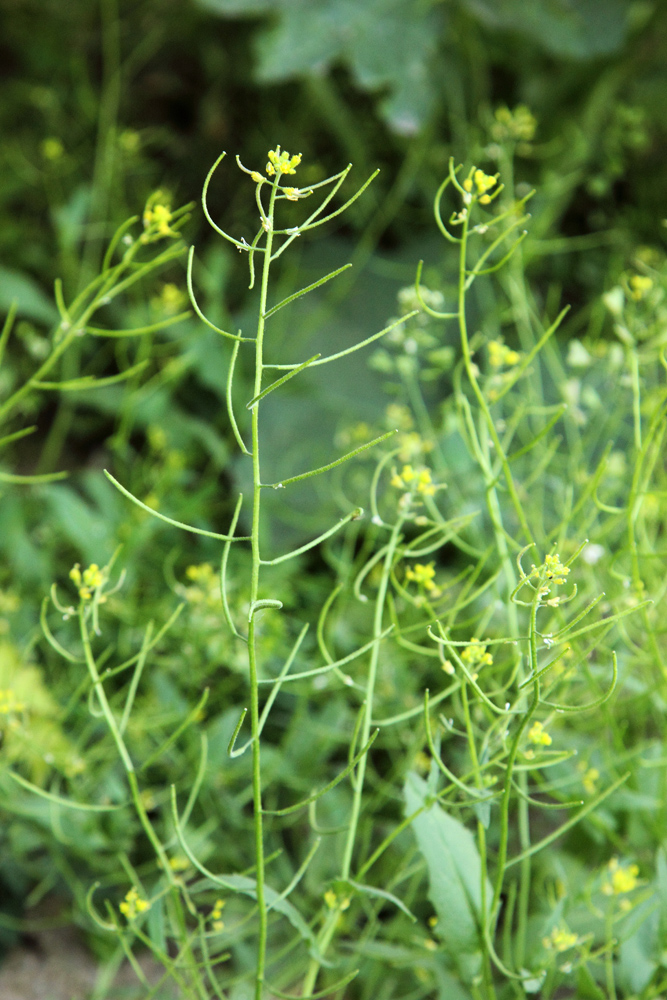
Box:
[618,896,660,995]
[404,771,491,984]
[462,0,630,59]
[197,0,443,134]
[0,267,58,326]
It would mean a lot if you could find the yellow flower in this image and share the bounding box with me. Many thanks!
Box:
[0,689,25,715]
[69,563,105,602]
[582,767,599,795]
[488,340,521,368]
[463,168,499,204]
[405,562,439,594]
[416,468,436,497]
[629,274,653,301]
[491,105,537,143]
[266,146,302,177]
[119,887,150,921]
[283,187,301,201]
[210,898,225,932]
[542,926,577,952]
[602,858,640,895]
[461,641,493,669]
[152,282,187,315]
[143,193,177,239]
[527,720,552,746]
[168,856,190,872]
[391,463,439,496]
[544,553,570,585]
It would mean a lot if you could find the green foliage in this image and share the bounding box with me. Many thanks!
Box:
[404,770,491,984]
[2,3,667,999]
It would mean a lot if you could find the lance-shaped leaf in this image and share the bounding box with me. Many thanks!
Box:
[404,771,491,985]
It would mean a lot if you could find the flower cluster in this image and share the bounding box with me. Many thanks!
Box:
[324,889,351,911]
[544,553,570,585]
[542,926,577,953]
[461,641,493,669]
[142,192,177,239]
[463,168,499,205]
[390,464,436,497]
[488,339,520,369]
[182,563,220,610]
[0,688,25,715]
[119,887,150,921]
[265,146,302,177]
[490,104,537,144]
[578,762,600,794]
[628,274,653,300]
[69,563,105,602]
[210,898,225,933]
[405,562,440,597]
[602,858,640,896]
[527,720,552,746]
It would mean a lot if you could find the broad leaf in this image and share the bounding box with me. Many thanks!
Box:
[404,771,491,984]
[463,0,630,59]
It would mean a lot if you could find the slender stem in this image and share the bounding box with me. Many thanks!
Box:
[248,182,278,1000]
[341,516,403,878]
[302,517,404,996]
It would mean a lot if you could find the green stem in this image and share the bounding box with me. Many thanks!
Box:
[248,181,278,1000]
[302,517,404,996]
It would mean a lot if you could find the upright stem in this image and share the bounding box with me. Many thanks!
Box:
[302,517,404,996]
[457,208,535,969]
[248,185,277,1000]
[341,516,403,878]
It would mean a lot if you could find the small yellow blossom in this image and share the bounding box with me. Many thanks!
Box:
[491,105,537,143]
[210,898,225,932]
[266,146,302,177]
[527,720,552,746]
[391,464,438,496]
[628,275,653,300]
[143,193,177,239]
[152,282,187,315]
[602,858,640,896]
[416,468,436,497]
[405,562,439,594]
[542,926,577,952]
[168,856,190,872]
[544,553,570,585]
[463,168,499,204]
[283,187,301,201]
[461,641,493,669]
[250,171,263,183]
[441,659,455,675]
[580,766,599,795]
[0,689,25,715]
[391,463,416,488]
[119,887,150,921]
[69,563,105,602]
[488,340,521,368]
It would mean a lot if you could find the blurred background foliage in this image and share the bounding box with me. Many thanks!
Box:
[1,0,666,606]
[1,0,667,979]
